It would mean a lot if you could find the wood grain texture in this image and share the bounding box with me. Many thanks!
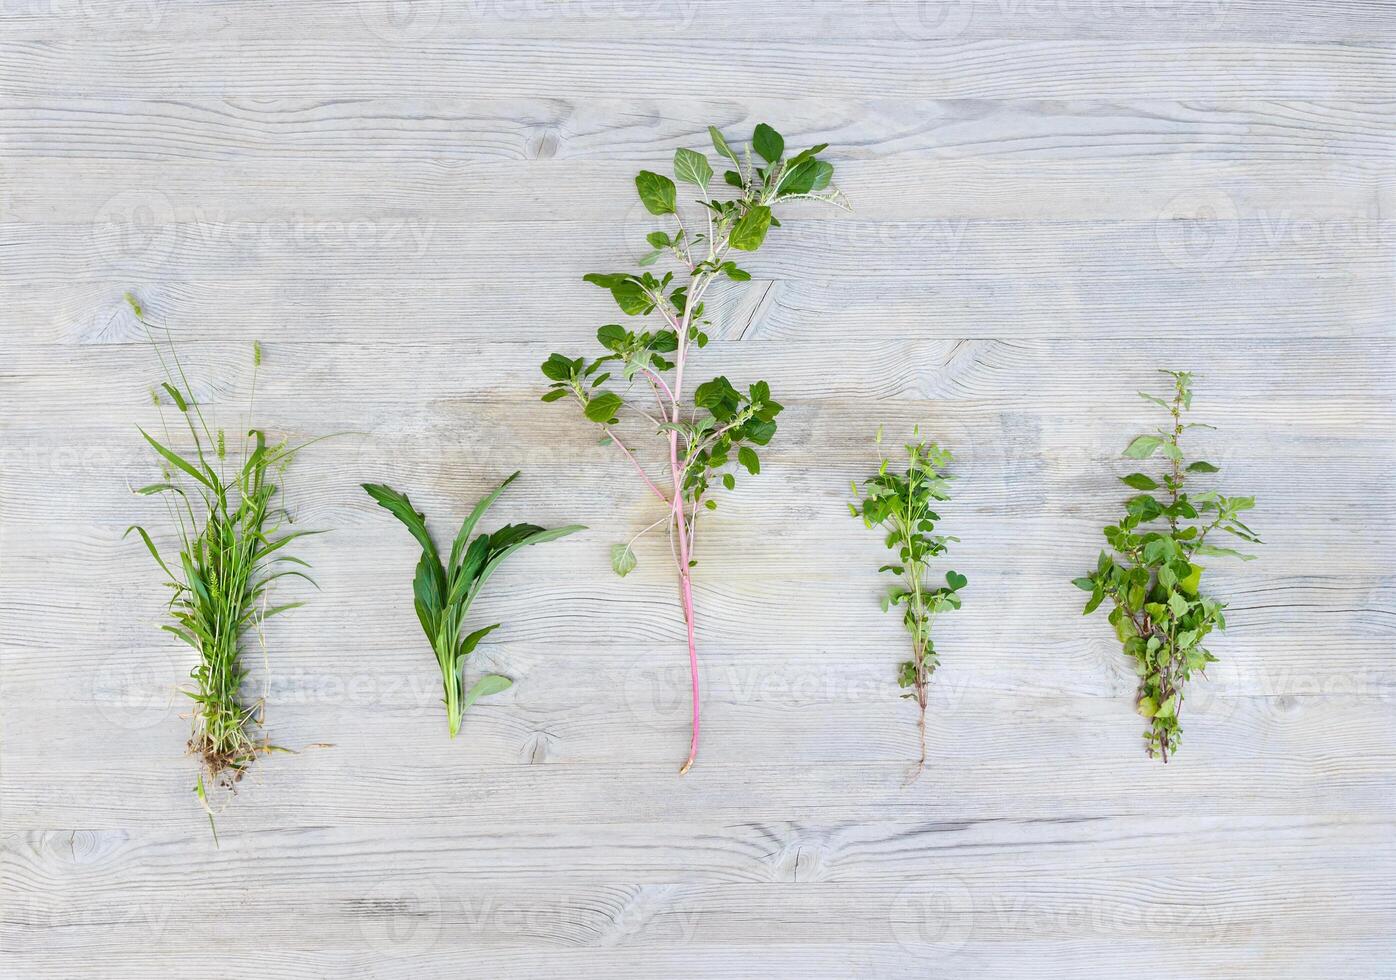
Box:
[2,2,1394,978]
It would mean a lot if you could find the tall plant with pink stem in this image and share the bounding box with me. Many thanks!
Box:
[542,123,846,773]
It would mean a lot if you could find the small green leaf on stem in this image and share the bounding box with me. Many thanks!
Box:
[611,543,638,577]
[1120,472,1159,490]
[1124,435,1163,459]
[461,674,512,714]
[674,147,713,188]
[709,126,739,165]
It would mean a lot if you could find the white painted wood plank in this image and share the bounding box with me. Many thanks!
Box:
[8,0,1396,44]
[6,99,1395,168]
[11,272,1394,345]
[4,37,1395,101]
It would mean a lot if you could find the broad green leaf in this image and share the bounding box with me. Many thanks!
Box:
[779,158,819,195]
[541,353,574,381]
[1187,461,1220,473]
[1167,590,1191,618]
[1178,562,1204,594]
[1072,576,1095,592]
[1137,695,1159,719]
[738,446,760,475]
[730,205,773,251]
[611,542,638,577]
[674,147,713,188]
[753,123,784,163]
[1120,472,1159,491]
[635,170,676,215]
[583,275,656,316]
[585,392,623,424]
[611,280,655,316]
[945,570,968,591]
[597,324,627,349]
[1123,435,1163,459]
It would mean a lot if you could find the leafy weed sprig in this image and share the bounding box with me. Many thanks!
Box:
[851,428,966,774]
[363,474,583,738]
[541,123,846,773]
[1074,371,1261,761]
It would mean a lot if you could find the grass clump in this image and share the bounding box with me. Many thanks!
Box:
[124,294,324,807]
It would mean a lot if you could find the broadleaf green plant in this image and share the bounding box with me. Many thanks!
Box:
[363,473,583,738]
[851,428,966,774]
[123,294,324,811]
[541,123,847,773]
[1074,371,1261,762]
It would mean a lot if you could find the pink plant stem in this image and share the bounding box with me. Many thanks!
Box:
[643,367,675,404]
[674,500,700,775]
[606,427,668,503]
[669,400,700,773]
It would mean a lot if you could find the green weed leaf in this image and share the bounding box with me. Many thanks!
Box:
[635,170,677,215]
[674,147,713,188]
[611,542,638,577]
